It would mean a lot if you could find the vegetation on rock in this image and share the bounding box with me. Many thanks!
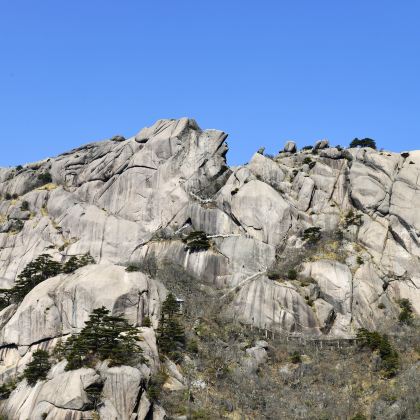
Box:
[0,253,95,309]
[20,200,29,211]
[23,350,51,386]
[183,231,211,252]
[37,172,52,184]
[62,254,95,274]
[56,306,144,370]
[349,138,377,149]
[157,293,186,362]
[147,368,169,402]
[302,227,322,244]
[344,209,363,228]
[356,328,399,378]
[0,379,18,400]
[398,298,413,325]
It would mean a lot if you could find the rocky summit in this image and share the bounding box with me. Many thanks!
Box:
[0,118,419,419]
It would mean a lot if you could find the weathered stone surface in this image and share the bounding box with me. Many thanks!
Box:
[0,117,419,418]
[242,340,269,374]
[319,147,342,159]
[247,153,286,190]
[230,180,292,246]
[301,260,352,337]
[284,141,297,153]
[98,364,146,420]
[1,264,166,346]
[314,139,329,150]
[1,367,100,419]
[229,275,319,334]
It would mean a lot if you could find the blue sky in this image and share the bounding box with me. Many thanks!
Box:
[0,1,419,167]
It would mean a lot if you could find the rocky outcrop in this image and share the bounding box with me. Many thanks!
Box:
[0,118,419,418]
[0,264,165,347]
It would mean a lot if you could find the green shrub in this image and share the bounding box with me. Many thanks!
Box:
[302,145,313,151]
[16,165,23,171]
[351,414,367,420]
[11,219,24,233]
[302,227,322,244]
[356,328,399,378]
[125,265,140,272]
[21,200,29,211]
[287,269,297,280]
[183,231,211,252]
[5,193,12,200]
[345,210,363,227]
[267,269,280,280]
[37,172,52,184]
[147,368,168,402]
[84,382,104,410]
[290,351,302,364]
[303,157,312,165]
[142,316,152,327]
[0,379,18,400]
[186,338,199,354]
[24,350,51,386]
[398,298,413,325]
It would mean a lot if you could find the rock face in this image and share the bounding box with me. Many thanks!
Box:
[0,118,419,418]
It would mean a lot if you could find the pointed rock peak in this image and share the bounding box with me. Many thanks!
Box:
[135,118,201,144]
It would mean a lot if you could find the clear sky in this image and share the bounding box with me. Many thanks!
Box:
[0,1,419,167]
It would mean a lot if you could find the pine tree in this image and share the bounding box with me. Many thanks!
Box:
[183,231,210,252]
[157,293,185,361]
[349,138,377,149]
[23,350,51,386]
[61,306,144,370]
[62,254,95,274]
[0,253,96,308]
[398,298,414,325]
[0,288,14,310]
[12,254,62,302]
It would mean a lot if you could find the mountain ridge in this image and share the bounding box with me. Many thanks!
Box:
[0,118,418,419]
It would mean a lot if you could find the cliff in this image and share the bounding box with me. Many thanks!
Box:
[0,118,418,419]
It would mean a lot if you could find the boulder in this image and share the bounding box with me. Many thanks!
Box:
[313,139,329,150]
[284,141,297,153]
